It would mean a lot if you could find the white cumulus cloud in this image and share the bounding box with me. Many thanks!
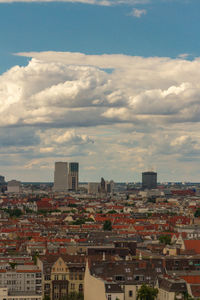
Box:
[130,8,147,18]
[1,51,200,181]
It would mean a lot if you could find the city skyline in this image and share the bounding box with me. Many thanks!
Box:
[1,0,200,182]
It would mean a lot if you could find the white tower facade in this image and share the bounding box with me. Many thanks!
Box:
[53,162,68,192]
[7,180,21,193]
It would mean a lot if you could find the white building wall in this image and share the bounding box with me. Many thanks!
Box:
[53,162,68,192]
[88,183,100,194]
[7,180,21,193]
[157,288,175,300]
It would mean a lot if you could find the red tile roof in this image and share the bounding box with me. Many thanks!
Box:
[184,240,200,254]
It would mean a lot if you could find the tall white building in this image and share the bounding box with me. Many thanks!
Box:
[53,162,68,192]
[7,180,21,193]
[53,162,79,192]
[88,182,100,194]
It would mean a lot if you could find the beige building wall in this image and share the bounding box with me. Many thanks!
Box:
[51,257,84,297]
[53,162,68,192]
[88,183,100,194]
[124,284,142,300]
[84,261,107,300]
[158,288,176,300]
[163,247,177,256]
[106,292,124,300]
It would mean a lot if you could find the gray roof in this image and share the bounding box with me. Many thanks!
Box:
[105,283,123,293]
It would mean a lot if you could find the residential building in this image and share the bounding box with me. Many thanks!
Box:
[0,287,42,300]
[157,275,187,300]
[37,255,85,300]
[0,265,42,299]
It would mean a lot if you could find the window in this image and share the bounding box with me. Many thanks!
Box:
[134,275,140,281]
[71,283,75,290]
[108,295,111,300]
[79,274,83,280]
[115,276,124,281]
[45,284,50,289]
[146,276,151,280]
[156,268,161,272]
[129,290,133,297]
[79,284,83,292]
[36,280,41,284]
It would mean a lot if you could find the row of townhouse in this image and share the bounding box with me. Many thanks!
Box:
[84,259,199,300]
[0,264,42,300]
[36,254,85,300]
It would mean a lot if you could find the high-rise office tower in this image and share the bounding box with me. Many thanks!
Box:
[7,180,21,193]
[68,162,79,191]
[53,162,68,192]
[0,176,5,184]
[142,171,157,190]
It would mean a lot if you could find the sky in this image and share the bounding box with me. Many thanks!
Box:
[1,0,200,182]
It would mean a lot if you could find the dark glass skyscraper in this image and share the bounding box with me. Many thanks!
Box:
[68,162,79,191]
[142,171,157,189]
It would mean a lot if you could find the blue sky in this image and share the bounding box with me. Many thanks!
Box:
[1,0,200,73]
[1,0,200,182]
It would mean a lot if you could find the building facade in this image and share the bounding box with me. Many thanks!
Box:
[7,180,21,193]
[68,162,79,191]
[0,265,42,300]
[142,171,157,190]
[37,255,85,300]
[53,162,68,192]
[53,162,79,192]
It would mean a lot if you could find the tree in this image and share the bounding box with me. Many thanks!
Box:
[61,292,83,300]
[137,284,158,300]
[32,251,39,265]
[5,208,23,218]
[182,291,195,300]
[107,210,117,214]
[68,204,77,208]
[158,234,171,245]
[194,209,200,218]
[103,220,112,231]
[9,262,17,269]
[72,218,85,225]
